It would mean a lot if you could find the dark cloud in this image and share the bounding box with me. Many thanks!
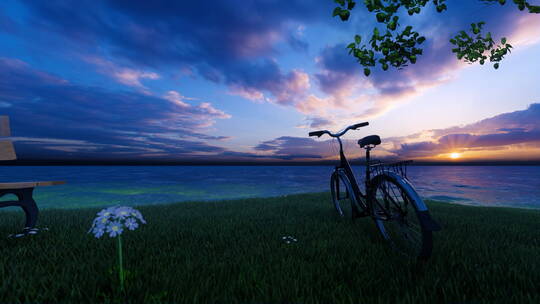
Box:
[255,103,540,161]
[0,57,232,160]
[432,103,540,138]
[308,117,333,128]
[223,59,310,105]
[12,0,330,104]
[287,33,309,52]
[390,103,540,158]
[314,44,360,95]
[254,136,336,159]
[395,141,441,158]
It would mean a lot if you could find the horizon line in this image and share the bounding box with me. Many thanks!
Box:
[2,159,540,166]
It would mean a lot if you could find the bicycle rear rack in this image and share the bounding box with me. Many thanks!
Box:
[369,160,413,179]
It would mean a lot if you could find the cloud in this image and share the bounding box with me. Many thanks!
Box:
[301,2,540,123]
[258,103,540,161]
[225,61,311,105]
[254,136,338,160]
[12,0,329,106]
[388,103,540,159]
[85,57,160,90]
[0,57,232,160]
[314,44,363,96]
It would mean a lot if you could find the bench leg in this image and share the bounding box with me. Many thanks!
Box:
[0,188,39,230]
[19,188,39,229]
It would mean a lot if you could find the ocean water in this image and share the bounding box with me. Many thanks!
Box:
[0,165,538,210]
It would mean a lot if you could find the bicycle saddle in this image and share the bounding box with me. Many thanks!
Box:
[358,135,381,148]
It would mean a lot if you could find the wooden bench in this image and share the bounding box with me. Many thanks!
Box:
[0,116,65,234]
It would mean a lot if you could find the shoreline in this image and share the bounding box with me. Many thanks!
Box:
[1,191,539,213]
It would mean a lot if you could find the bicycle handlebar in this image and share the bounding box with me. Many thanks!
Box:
[308,122,369,138]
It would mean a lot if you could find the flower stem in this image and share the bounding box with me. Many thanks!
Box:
[118,235,124,292]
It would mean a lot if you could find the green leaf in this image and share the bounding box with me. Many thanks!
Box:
[501,37,507,45]
[480,59,485,65]
[494,63,499,69]
[498,0,506,4]
[347,1,356,10]
[414,7,421,13]
[334,0,345,6]
[355,35,362,44]
[449,38,456,44]
[404,26,412,35]
[388,21,397,30]
[332,7,342,17]
[376,12,386,22]
[382,63,389,71]
[408,9,414,15]
[347,42,356,49]
[374,28,380,37]
[417,36,426,44]
[339,10,350,21]
[364,68,371,76]
[527,5,540,13]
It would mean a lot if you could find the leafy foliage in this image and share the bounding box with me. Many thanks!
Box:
[333,0,540,76]
[449,22,513,69]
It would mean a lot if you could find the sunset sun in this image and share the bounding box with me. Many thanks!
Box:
[450,152,461,159]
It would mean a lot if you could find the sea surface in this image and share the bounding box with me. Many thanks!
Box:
[0,166,538,210]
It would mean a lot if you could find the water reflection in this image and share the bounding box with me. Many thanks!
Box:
[0,165,538,210]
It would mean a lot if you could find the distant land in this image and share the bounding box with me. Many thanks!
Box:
[1,159,540,166]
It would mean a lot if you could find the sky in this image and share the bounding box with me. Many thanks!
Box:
[1,0,539,163]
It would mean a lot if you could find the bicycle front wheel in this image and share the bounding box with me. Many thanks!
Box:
[330,170,363,219]
[370,173,433,259]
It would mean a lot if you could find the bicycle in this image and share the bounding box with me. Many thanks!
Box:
[309,122,441,260]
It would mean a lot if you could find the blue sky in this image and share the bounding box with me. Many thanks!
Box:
[1,0,539,162]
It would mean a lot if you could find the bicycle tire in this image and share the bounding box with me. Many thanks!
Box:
[330,170,364,219]
[370,172,434,259]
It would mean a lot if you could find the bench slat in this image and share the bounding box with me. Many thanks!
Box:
[0,116,10,137]
[0,141,16,161]
[0,181,66,189]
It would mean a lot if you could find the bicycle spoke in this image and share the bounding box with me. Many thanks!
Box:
[371,175,431,258]
[379,181,406,215]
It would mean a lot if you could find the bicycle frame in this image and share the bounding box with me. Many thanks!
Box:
[333,136,372,208]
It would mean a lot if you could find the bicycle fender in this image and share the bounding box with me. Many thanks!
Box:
[418,210,442,231]
[377,171,442,231]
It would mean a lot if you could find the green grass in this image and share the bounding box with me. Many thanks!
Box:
[0,192,539,304]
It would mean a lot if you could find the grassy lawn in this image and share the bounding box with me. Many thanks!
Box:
[0,192,539,303]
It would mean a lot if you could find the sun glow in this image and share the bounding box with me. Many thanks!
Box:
[450,152,461,159]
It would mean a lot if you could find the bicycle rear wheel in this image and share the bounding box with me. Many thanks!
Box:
[330,170,364,219]
[370,173,433,259]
